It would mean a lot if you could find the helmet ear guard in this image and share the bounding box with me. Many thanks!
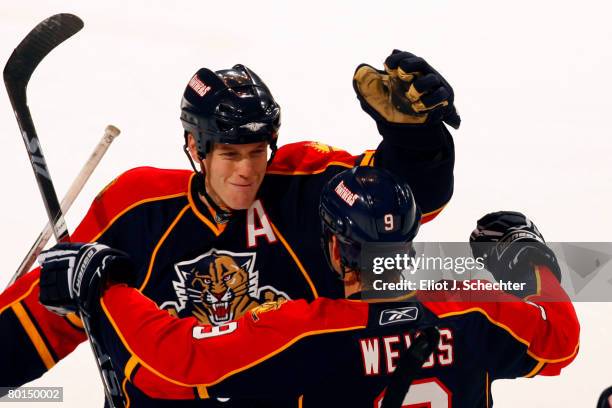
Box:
[319,211,362,280]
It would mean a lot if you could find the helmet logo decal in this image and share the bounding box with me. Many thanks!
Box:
[188,74,212,97]
[240,122,267,132]
[335,180,358,206]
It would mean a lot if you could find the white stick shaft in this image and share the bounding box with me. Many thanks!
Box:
[9,125,121,286]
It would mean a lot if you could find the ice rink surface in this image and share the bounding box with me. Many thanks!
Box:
[1,1,611,406]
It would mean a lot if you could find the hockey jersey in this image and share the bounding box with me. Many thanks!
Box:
[96,265,579,407]
[0,126,454,407]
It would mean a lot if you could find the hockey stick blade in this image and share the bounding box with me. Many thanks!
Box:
[3,14,83,90]
[3,14,83,243]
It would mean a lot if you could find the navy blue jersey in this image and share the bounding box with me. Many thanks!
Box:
[97,265,578,407]
[0,126,455,407]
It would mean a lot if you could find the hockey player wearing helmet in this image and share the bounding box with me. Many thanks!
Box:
[319,166,421,295]
[1,50,461,407]
[180,65,280,212]
[38,166,579,407]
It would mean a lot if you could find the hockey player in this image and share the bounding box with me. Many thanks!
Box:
[39,167,580,407]
[0,50,458,406]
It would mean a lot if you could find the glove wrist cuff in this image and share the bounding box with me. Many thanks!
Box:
[376,121,452,151]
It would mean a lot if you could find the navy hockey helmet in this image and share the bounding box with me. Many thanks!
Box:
[180,64,281,159]
[319,166,421,276]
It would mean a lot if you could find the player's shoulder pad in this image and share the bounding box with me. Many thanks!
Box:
[95,167,191,205]
[267,141,358,175]
[71,167,192,242]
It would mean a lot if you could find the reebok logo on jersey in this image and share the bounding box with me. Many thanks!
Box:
[335,180,358,206]
[188,74,212,97]
[379,306,418,326]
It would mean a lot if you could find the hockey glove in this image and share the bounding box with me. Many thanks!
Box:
[39,243,135,317]
[470,211,562,286]
[353,50,460,130]
[381,326,440,408]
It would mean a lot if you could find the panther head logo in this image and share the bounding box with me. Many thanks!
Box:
[190,255,251,324]
[161,249,289,326]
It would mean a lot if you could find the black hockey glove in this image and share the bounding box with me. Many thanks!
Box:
[353,50,460,130]
[381,326,439,408]
[39,243,135,317]
[470,211,562,285]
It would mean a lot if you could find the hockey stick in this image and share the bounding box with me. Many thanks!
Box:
[8,125,121,287]
[4,14,125,408]
[380,327,439,408]
[3,13,83,244]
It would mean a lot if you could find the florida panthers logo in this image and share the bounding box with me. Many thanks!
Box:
[160,249,289,325]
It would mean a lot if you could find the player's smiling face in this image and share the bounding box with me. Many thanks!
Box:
[203,142,268,210]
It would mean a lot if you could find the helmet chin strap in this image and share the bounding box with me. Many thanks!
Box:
[183,142,199,174]
[199,178,233,224]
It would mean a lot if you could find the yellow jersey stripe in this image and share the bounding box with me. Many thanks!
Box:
[270,222,319,299]
[91,192,188,242]
[139,204,190,291]
[11,302,55,370]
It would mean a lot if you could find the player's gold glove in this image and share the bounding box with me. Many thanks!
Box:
[353,50,460,129]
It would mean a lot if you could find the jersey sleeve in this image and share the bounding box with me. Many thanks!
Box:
[0,266,86,388]
[0,193,111,388]
[97,285,369,399]
[0,167,190,389]
[372,123,454,222]
[266,136,453,226]
[424,265,580,380]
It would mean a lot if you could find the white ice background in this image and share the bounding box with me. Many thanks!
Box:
[1,1,611,406]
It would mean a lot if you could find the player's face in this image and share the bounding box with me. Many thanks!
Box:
[203,142,268,210]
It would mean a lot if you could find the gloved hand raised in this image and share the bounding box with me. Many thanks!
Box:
[353,50,460,130]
